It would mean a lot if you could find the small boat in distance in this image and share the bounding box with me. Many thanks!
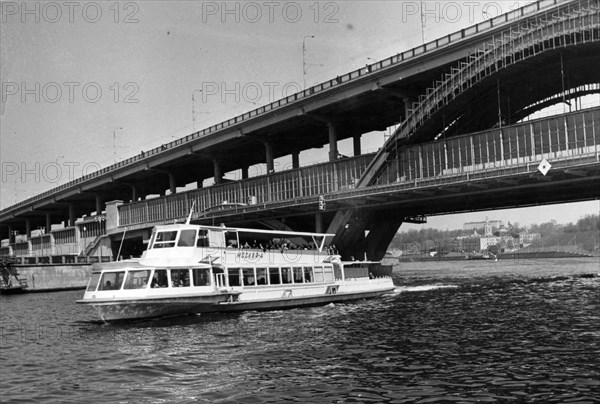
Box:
[77,222,395,322]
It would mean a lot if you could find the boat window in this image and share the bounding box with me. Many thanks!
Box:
[192,268,211,286]
[281,267,292,284]
[197,230,209,247]
[151,269,168,288]
[99,271,125,290]
[86,272,101,291]
[256,268,268,285]
[171,269,190,287]
[303,267,313,283]
[124,270,151,289]
[208,229,226,248]
[178,230,197,247]
[314,266,324,283]
[228,268,241,287]
[154,231,177,248]
[243,268,256,286]
[269,268,281,285]
[293,267,303,283]
[323,265,334,282]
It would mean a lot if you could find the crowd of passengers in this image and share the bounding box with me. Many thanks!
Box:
[229,239,338,254]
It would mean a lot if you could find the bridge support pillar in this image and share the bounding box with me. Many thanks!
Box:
[105,200,124,232]
[330,208,404,261]
[8,225,14,244]
[353,134,361,156]
[25,218,31,238]
[45,213,51,234]
[169,173,176,194]
[328,122,338,161]
[292,151,300,169]
[95,194,102,215]
[365,216,404,261]
[131,185,137,202]
[265,142,274,173]
[213,160,223,184]
[315,212,323,233]
[68,203,75,227]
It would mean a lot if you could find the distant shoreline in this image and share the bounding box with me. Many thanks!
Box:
[390,250,596,263]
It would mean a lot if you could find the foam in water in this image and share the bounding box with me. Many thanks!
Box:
[395,285,459,293]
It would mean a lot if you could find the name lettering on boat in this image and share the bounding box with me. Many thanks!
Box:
[236,251,264,259]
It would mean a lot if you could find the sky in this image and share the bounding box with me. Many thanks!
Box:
[1,0,598,231]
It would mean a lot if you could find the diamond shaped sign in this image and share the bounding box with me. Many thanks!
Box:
[538,159,551,176]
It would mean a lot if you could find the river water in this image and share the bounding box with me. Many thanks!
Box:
[1,258,599,403]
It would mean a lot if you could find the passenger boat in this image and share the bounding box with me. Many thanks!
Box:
[77,222,395,322]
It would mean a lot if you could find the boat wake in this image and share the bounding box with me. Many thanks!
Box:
[395,284,459,293]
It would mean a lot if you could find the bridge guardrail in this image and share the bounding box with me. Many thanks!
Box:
[1,0,570,216]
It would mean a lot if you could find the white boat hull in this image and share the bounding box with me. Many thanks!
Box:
[78,281,395,321]
[78,294,234,322]
[205,287,395,312]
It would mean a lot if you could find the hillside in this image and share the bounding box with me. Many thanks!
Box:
[520,230,600,255]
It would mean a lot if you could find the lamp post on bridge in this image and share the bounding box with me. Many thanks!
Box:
[113,127,123,163]
[303,35,315,90]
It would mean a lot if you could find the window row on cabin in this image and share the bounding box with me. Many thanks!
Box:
[224,266,334,286]
[89,268,211,291]
[87,265,334,292]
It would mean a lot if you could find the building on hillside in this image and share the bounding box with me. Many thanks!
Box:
[480,236,502,251]
[519,232,541,247]
[463,218,504,236]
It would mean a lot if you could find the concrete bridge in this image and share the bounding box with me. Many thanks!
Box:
[1,0,599,261]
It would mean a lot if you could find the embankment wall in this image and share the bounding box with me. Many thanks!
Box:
[14,265,91,291]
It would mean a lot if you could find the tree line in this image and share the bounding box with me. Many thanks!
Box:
[390,214,599,250]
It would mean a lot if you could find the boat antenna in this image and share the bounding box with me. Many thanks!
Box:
[185,201,196,225]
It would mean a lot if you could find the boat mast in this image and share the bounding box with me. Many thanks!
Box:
[185,201,196,225]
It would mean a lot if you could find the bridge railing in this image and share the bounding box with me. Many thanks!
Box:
[118,109,599,228]
[118,155,374,226]
[1,0,569,216]
[377,108,599,185]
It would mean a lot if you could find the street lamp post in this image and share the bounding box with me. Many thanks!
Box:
[113,127,123,163]
[303,35,315,90]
